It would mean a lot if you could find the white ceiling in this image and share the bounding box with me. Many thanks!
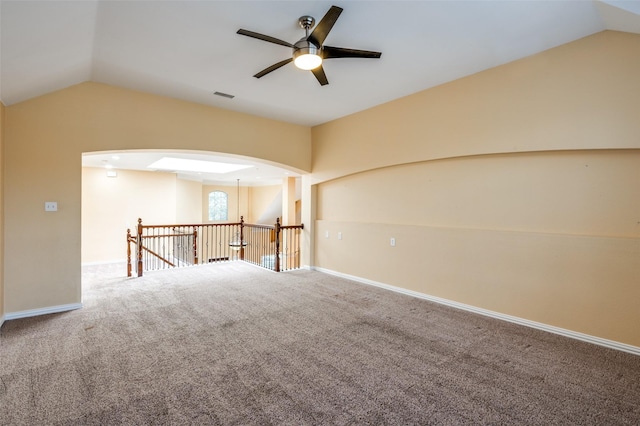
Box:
[2,0,639,183]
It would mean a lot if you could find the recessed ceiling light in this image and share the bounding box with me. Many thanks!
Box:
[111,155,120,160]
[147,157,252,174]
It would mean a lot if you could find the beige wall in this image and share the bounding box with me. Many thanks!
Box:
[248,185,281,223]
[82,167,178,264]
[0,102,4,322]
[312,31,640,182]
[317,150,639,237]
[4,82,310,313]
[316,150,640,345]
[312,31,640,347]
[176,179,203,224]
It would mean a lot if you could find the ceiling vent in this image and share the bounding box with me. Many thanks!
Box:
[213,91,235,99]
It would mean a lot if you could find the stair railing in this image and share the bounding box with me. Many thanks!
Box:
[127,217,303,276]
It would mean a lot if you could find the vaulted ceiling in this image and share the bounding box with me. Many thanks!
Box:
[2,1,639,128]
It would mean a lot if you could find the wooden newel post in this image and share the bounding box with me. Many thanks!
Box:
[126,228,132,277]
[239,216,245,261]
[193,228,198,265]
[137,218,143,277]
[275,217,281,272]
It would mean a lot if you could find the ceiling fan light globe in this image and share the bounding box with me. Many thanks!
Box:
[293,40,322,70]
[294,53,322,70]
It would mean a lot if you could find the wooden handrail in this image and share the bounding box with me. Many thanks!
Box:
[138,222,242,229]
[243,223,276,230]
[140,233,197,238]
[281,224,304,230]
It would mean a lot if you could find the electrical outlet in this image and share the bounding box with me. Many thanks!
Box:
[338,232,342,240]
[390,237,396,247]
[325,231,329,238]
[45,202,58,212]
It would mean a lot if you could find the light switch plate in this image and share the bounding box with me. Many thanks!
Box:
[45,201,58,212]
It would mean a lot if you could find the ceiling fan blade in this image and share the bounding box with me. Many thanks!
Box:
[322,46,382,60]
[254,58,293,78]
[308,6,343,47]
[237,29,293,48]
[311,65,329,86]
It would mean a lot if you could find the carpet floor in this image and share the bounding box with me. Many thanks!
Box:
[1,262,639,425]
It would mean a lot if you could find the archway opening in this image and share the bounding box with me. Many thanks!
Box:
[81,149,302,270]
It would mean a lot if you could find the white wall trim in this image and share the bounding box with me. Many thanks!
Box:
[4,303,83,321]
[0,314,5,329]
[313,267,640,357]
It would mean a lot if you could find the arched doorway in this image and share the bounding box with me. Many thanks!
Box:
[81,149,303,269]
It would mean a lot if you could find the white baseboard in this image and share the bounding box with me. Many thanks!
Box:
[0,314,4,329]
[4,303,83,321]
[313,267,640,357]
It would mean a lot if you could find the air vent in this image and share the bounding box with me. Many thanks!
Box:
[213,91,235,99]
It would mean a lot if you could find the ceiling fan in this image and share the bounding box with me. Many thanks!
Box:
[237,5,382,86]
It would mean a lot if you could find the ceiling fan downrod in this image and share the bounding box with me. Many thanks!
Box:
[298,15,315,37]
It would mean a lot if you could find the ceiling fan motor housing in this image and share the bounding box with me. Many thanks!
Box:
[293,39,320,57]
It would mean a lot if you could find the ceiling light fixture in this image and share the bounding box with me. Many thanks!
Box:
[293,15,322,70]
[293,40,322,70]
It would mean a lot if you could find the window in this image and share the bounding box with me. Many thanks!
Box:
[208,191,228,221]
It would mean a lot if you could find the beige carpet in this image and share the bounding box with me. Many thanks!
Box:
[1,262,639,425]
